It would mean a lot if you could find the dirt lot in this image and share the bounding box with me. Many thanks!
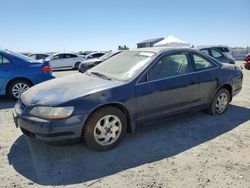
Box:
[0,64,250,188]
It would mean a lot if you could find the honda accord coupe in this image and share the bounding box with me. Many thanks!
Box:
[13,48,243,151]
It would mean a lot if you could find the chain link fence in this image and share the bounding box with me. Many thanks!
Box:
[232,47,250,61]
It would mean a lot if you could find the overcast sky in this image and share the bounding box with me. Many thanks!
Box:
[0,0,249,52]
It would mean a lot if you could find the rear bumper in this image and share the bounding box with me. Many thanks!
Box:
[33,72,55,84]
[13,110,88,143]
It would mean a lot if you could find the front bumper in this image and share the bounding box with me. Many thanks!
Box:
[13,109,88,143]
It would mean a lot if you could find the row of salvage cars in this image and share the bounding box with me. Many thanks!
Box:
[0,47,243,151]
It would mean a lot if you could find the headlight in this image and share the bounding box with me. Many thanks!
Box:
[29,106,74,119]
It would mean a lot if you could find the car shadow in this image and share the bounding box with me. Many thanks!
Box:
[8,104,250,186]
[0,96,16,110]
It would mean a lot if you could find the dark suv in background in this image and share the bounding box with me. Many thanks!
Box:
[197,47,235,64]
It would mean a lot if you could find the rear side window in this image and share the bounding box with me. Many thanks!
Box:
[37,54,47,59]
[52,54,60,60]
[64,54,77,58]
[0,55,11,64]
[192,54,216,71]
[200,49,210,55]
[215,47,230,53]
[29,54,37,59]
[93,53,104,58]
[148,52,191,81]
[211,49,223,58]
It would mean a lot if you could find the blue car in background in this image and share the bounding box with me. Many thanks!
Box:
[0,50,54,99]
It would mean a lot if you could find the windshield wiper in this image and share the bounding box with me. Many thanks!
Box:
[90,71,112,80]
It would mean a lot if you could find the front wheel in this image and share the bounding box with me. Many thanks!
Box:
[83,107,127,151]
[74,62,81,70]
[208,88,230,115]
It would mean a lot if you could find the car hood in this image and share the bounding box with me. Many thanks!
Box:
[82,58,101,65]
[20,73,124,106]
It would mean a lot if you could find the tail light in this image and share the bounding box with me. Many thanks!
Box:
[42,65,52,73]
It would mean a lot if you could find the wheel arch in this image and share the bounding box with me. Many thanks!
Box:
[84,102,133,134]
[6,77,33,94]
[74,62,81,69]
[217,84,233,101]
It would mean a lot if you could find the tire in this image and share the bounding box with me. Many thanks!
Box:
[74,62,81,70]
[208,88,230,115]
[7,79,32,99]
[83,106,127,151]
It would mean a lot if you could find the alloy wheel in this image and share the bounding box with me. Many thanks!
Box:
[215,92,228,114]
[12,83,30,99]
[94,115,122,146]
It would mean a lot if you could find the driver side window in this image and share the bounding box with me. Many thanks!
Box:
[147,52,191,81]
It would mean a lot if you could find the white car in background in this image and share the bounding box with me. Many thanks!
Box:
[46,53,84,70]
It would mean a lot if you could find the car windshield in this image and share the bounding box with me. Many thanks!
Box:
[89,51,156,81]
[99,52,116,61]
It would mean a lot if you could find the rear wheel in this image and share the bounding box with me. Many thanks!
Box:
[8,79,32,99]
[83,106,127,151]
[208,88,230,115]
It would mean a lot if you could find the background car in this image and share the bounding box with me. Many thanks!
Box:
[198,47,235,64]
[197,45,234,59]
[14,48,242,151]
[29,53,49,60]
[244,53,250,70]
[83,52,106,60]
[0,50,54,99]
[46,53,84,70]
[79,51,120,73]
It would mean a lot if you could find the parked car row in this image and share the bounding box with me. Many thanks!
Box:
[45,52,105,70]
[78,51,120,73]
[12,48,243,151]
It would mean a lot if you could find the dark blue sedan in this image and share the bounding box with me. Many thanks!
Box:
[0,50,54,99]
[13,48,243,151]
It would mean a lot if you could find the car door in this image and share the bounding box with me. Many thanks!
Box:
[135,51,200,122]
[0,54,15,94]
[64,54,78,67]
[50,54,66,69]
[191,52,219,104]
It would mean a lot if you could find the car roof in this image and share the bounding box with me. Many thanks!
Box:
[52,52,78,56]
[0,49,10,54]
[29,53,48,55]
[128,47,194,54]
[196,45,230,49]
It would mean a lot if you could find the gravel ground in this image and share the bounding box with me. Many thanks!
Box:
[0,64,250,188]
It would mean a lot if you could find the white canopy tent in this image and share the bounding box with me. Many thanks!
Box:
[153,35,190,48]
